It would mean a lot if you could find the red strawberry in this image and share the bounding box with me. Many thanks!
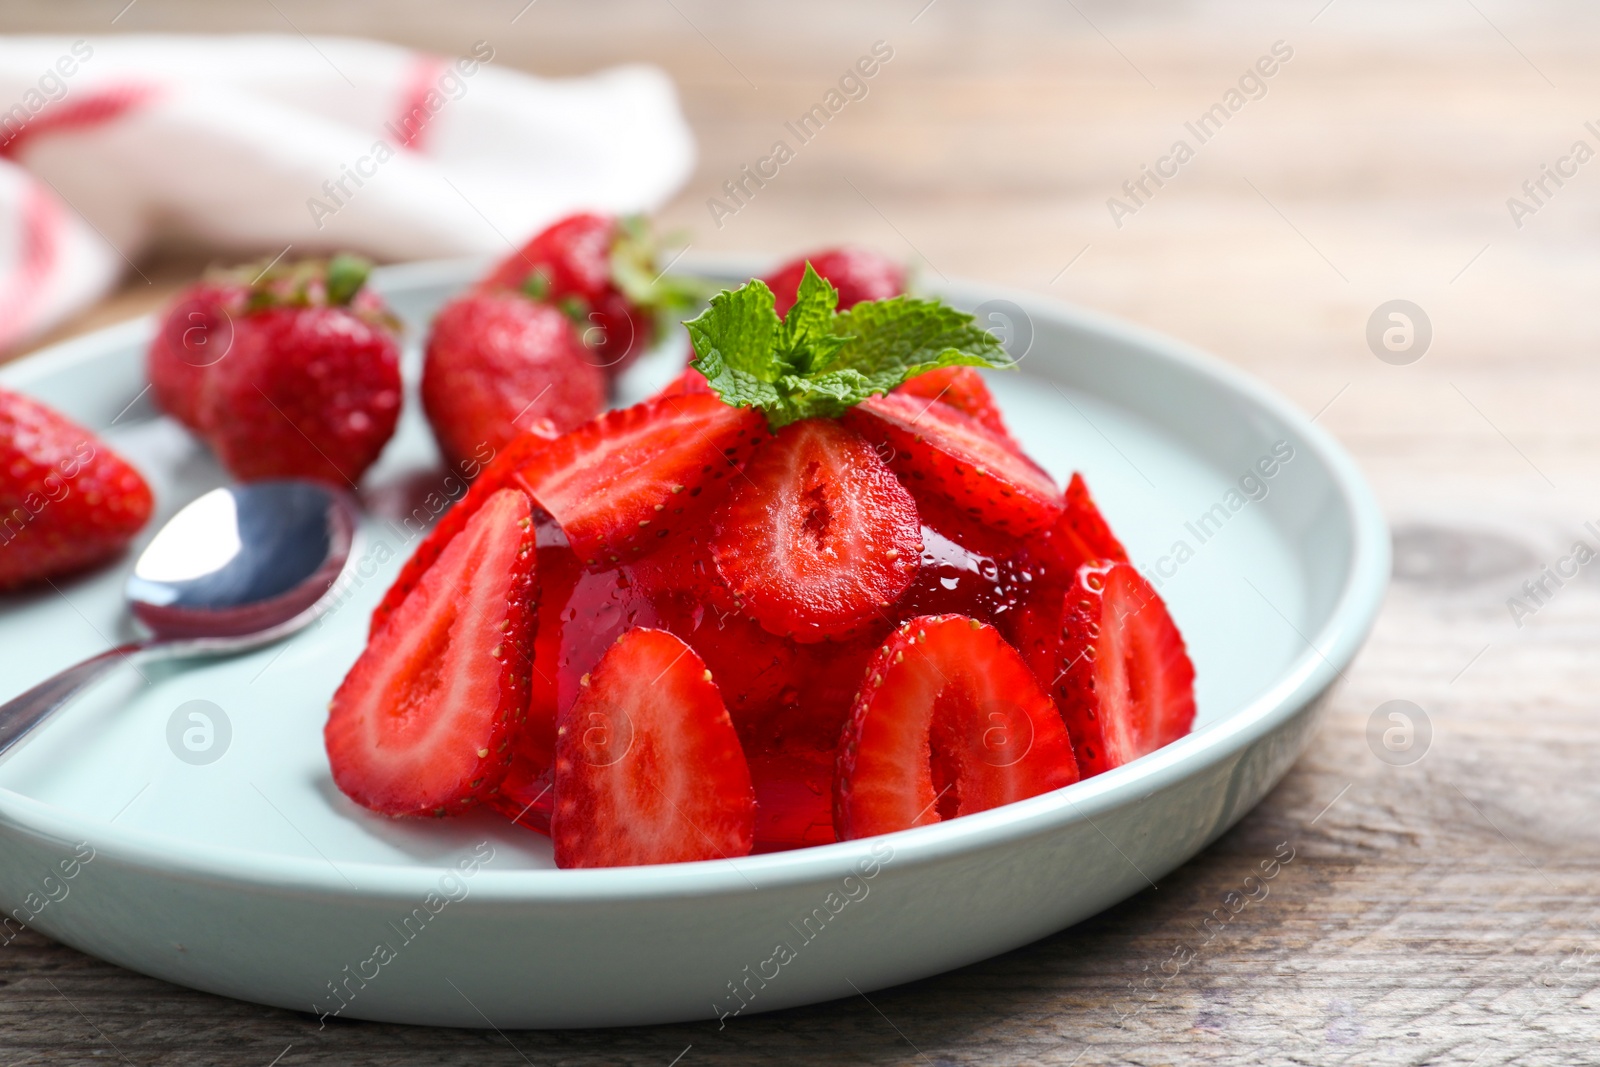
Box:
[636,562,803,722]
[846,392,1062,536]
[711,418,921,642]
[480,212,660,376]
[894,366,1016,448]
[627,525,742,618]
[515,394,765,566]
[1055,473,1129,568]
[147,280,242,428]
[422,291,604,474]
[764,247,905,317]
[0,388,153,590]
[750,751,838,853]
[1003,473,1128,654]
[835,614,1079,839]
[552,627,755,868]
[148,256,402,487]
[325,488,537,817]
[1042,561,1195,777]
[651,363,715,400]
[368,431,559,638]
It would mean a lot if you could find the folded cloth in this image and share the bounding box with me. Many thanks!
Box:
[0,35,696,353]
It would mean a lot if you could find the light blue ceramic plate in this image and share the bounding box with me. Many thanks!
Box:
[0,257,1387,1028]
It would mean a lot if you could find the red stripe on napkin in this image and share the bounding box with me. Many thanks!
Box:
[391,55,452,153]
[0,180,62,350]
[0,83,160,159]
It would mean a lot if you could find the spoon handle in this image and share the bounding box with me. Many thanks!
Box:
[0,642,149,759]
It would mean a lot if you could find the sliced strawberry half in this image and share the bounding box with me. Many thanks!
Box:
[517,393,765,566]
[552,628,756,868]
[846,392,1062,536]
[327,488,538,817]
[711,418,921,642]
[834,614,1079,840]
[651,363,716,400]
[1003,472,1129,654]
[893,366,1016,447]
[369,431,557,638]
[1048,561,1196,777]
[1056,472,1128,567]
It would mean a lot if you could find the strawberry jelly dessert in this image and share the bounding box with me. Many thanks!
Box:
[327,262,1196,868]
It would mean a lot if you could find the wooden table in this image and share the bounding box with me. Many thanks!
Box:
[4,2,1598,1063]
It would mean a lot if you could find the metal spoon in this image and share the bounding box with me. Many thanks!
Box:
[0,480,359,757]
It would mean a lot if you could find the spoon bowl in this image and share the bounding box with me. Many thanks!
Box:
[0,480,359,757]
[127,482,358,641]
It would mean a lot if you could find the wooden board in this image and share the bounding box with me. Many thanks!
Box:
[3,2,1598,1063]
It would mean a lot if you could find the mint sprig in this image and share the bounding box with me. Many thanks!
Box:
[683,263,1013,428]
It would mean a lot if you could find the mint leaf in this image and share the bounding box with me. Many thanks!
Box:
[776,264,851,374]
[683,263,1013,428]
[682,279,789,415]
[829,295,1009,395]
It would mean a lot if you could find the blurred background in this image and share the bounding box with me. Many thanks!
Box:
[5,1,1599,1064]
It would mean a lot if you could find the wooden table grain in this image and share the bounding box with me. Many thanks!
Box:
[4,2,1599,1064]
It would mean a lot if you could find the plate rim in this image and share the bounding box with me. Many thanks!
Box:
[0,256,1389,903]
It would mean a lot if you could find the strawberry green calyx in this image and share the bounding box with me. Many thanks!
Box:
[325,253,371,306]
[683,263,1013,429]
[208,252,399,332]
[609,214,711,318]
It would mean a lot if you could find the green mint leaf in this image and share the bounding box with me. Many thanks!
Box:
[775,264,850,374]
[682,279,785,409]
[830,295,1013,392]
[682,263,1013,428]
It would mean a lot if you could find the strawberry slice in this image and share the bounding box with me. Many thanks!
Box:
[750,750,838,853]
[893,366,1016,447]
[846,392,1062,536]
[835,614,1079,839]
[646,583,805,721]
[1056,472,1128,567]
[651,363,716,399]
[369,431,557,638]
[552,628,756,868]
[711,418,921,642]
[517,394,766,566]
[1003,472,1128,654]
[1048,561,1196,777]
[326,488,537,817]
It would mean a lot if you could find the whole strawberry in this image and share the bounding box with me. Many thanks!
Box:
[422,291,606,474]
[147,255,402,487]
[764,247,905,317]
[479,213,696,377]
[0,388,153,590]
